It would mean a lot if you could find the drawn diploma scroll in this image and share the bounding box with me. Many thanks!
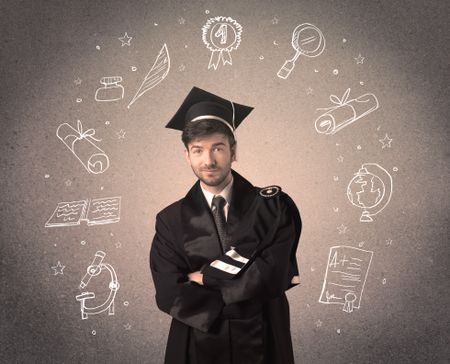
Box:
[56,120,109,174]
[319,245,373,313]
[315,88,379,135]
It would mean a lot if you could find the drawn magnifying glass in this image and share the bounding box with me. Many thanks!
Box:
[277,23,325,79]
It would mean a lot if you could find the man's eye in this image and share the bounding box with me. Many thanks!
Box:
[213,147,223,152]
[192,149,201,154]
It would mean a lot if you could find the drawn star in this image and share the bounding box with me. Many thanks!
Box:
[337,155,344,163]
[115,241,122,249]
[116,129,126,139]
[354,53,365,64]
[386,239,393,246]
[178,64,186,72]
[124,323,132,330]
[306,87,313,95]
[379,134,393,149]
[65,179,72,187]
[315,319,323,327]
[118,32,132,47]
[74,77,82,85]
[178,17,186,25]
[271,16,279,24]
[51,261,65,275]
[337,224,348,234]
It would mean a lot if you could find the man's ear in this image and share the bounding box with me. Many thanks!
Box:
[184,148,190,164]
[231,144,237,162]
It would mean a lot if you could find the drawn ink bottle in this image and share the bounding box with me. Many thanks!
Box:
[95,76,124,102]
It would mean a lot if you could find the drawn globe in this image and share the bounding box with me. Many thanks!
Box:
[346,170,385,210]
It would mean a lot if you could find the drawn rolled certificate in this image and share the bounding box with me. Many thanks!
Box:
[315,91,379,135]
[56,121,109,174]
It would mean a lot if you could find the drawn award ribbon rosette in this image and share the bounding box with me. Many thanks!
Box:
[56,120,109,174]
[202,16,242,70]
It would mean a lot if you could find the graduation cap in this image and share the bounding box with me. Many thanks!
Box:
[165,87,253,132]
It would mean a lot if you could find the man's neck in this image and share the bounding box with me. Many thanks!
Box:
[200,172,233,194]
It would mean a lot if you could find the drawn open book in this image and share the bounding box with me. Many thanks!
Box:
[45,196,121,227]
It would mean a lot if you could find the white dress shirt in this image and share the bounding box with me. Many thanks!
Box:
[200,176,233,221]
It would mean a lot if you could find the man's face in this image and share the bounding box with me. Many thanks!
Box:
[185,133,236,188]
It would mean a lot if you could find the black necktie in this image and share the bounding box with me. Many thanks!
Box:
[211,195,229,252]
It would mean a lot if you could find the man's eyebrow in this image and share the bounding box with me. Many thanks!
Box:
[212,142,226,147]
[189,144,203,150]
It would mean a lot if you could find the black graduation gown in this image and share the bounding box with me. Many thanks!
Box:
[150,170,302,364]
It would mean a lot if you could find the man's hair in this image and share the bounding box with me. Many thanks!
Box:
[182,119,236,149]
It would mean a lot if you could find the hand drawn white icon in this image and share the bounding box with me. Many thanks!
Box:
[315,88,379,135]
[202,16,242,70]
[128,44,170,108]
[76,251,119,320]
[56,120,109,174]
[347,163,393,222]
[95,76,124,102]
[319,245,373,313]
[45,196,121,227]
[277,23,325,79]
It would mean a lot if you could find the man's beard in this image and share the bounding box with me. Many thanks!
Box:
[193,166,231,187]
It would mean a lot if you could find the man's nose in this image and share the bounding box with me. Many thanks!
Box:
[203,150,216,166]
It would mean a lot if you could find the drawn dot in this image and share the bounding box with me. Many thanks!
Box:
[105,120,110,125]
[184,45,188,48]
[393,167,398,172]
[44,174,50,179]
[76,98,82,103]
[357,145,362,150]
[92,330,97,335]
[333,207,339,212]
[259,55,264,60]
[81,240,86,245]
[131,66,137,71]
[96,45,100,50]
[333,69,339,75]
[110,232,114,237]
[337,329,341,334]
[124,301,129,306]
[360,81,364,85]
[382,278,387,285]
[205,9,210,14]
[343,38,347,43]
[314,69,319,73]
[54,243,57,247]
[333,176,339,181]
[154,23,158,26]
[100,186,104,190]
[358,241,365,247]
[310,267,315,272]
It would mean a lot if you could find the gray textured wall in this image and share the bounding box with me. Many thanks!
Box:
[1,0,449,363]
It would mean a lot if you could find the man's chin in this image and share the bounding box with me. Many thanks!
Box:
[200,176,223,187]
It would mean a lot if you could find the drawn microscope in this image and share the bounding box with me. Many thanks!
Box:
[76,251,119,320]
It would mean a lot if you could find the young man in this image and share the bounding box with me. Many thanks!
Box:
[150,87,302,364]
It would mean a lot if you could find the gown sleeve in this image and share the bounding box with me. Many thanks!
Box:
[201,194,302,306]
[150,212,224,332]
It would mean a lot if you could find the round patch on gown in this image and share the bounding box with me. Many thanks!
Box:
[259,185,281,198]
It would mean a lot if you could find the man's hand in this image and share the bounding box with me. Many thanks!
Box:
[188,271,204,285]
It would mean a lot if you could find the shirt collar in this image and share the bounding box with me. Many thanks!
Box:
[200,175,233,208]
